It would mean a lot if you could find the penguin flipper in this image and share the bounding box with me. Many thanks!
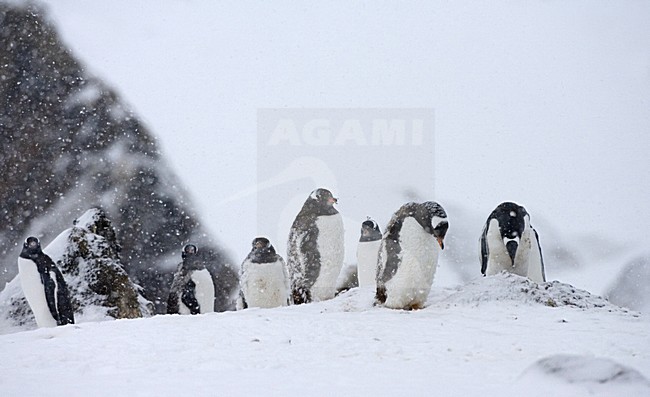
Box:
[287,228,317,305]
[166,291,179,314]
[181,280,201,315]
[480,222,489,276]
[296,228,321,289]
[237,290,248,310]
[53,268,74,325]
[527,227,546,283]
[40,271,60,323]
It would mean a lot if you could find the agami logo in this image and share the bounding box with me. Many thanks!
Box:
[268,118,425,146]
[256,108,436,263]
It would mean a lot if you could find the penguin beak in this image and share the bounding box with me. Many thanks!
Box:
[436,237,445,250]
[329,197,338,205]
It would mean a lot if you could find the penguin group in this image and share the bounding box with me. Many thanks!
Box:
[17,186,547,326]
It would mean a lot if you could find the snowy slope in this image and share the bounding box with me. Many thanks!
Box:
[1,275,648,396]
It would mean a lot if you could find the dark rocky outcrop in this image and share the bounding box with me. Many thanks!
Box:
[0,2,237,313]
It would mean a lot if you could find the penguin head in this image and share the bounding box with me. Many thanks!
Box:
[359,218,382,242]
[250,237,277,262]
[309,188,337,205]
[305,188,339,216]
[490,202,529,265]
[22,236,42,258]
[423,202,449,250]
[181,244,198,260]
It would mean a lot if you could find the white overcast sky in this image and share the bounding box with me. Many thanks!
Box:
[41,1,650,263]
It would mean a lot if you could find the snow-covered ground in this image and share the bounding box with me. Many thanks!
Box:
[1,275,648,396]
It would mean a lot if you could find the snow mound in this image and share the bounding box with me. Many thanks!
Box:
[606,255,650,313]
[513,354,650,396]
[437,273,635,314]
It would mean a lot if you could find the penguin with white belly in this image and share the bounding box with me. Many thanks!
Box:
[167,244,215,315]
[479,202,546,282]
[376,202,448,310]
[18,237,75,327]
[238,237,291,309]
[287,188,344,304]
[356,218,382,289]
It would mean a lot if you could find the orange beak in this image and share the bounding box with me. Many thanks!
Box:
[329,197,338,204]
[436,237,445,250]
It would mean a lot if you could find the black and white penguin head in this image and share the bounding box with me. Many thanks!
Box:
[359,217,382,242]
[309,188,337,206]
[488,202,530,264]
[249,237,278,263]
[422,201,449,250]
[21,236,42,259]
[304,188,339,216]
[181,244,198,260]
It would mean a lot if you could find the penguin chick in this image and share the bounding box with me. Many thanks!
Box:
[238,237,291,309]
[356,217,382,289]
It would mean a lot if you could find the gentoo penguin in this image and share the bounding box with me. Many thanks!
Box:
[238,237,291,309]
[376,202,448,310]
[356,218,382,289]
[287,188,344,304]
[167,244,215,315]
[17,237,74,327]
[479,202,546,283]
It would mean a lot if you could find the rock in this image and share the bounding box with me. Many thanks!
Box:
[606,255,650,313]
[513,354,650,396]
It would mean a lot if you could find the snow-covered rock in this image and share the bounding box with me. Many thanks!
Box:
[0,1,233,314]
[606,255,650,314]
[513,354,650,396]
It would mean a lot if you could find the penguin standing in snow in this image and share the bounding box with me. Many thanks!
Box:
[287,188,344,304]
[479,202,546,283]
[167,244,215,315]
[376,202,449,310]
[238,237,291,309]
[356,218,382,289]
[18,237,74,327]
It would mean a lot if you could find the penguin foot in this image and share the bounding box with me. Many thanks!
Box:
[374,285,387,305]
[406,302,424,311]
[292,287,312,305]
